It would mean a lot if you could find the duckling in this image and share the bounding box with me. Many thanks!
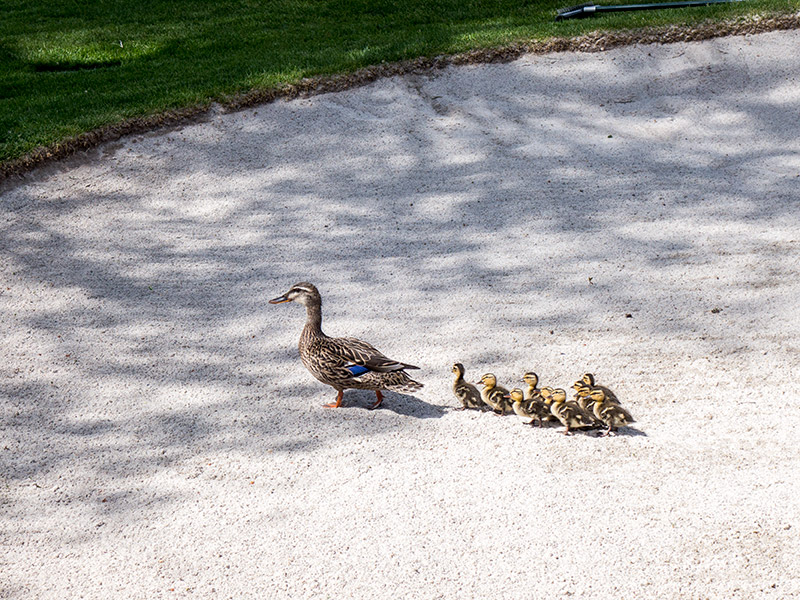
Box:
[520,373,553,424]
[590,388,635,437]
[476,373,512,415]
[581,372,619,404]
[506,388,540,426]
[451,363,488,411]
[572,381,593,412]
[539,386,558,425]
[522,372,541,401]
[572,382,603,422]
[549,388,595,435]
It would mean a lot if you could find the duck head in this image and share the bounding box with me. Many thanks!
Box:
[269,282,321,307]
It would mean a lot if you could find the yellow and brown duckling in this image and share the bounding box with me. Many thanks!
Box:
[527,373,559,425]
[548,387,595,435]
[539,386,556,412]
[571,381,593,412]
[579,372,619,404]
[590,388,635,436]
[476,373,512,415]
[522,372,541,401]
[519,373,553,425]
[506,388,541,426]
[571,382,605,426]
[451,363,488,411]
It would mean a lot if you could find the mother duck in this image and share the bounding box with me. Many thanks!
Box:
[269,282,423,409]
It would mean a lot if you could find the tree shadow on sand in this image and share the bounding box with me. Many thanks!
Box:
[344,390,449,418]
[0,36,797,545]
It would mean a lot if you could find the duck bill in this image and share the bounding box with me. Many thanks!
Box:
[268,294,290,304]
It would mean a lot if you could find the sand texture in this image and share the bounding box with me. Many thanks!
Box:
[2,28,800,599]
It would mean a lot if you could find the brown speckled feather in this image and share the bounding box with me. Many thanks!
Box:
[275,282,423,395]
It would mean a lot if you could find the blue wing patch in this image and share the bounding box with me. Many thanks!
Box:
[345,364,370,377]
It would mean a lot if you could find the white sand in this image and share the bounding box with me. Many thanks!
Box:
[2,28,800,599]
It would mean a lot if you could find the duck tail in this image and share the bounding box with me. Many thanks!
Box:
[386,373,424,393]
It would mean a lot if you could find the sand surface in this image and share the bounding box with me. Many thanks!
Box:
[2,28,800,599]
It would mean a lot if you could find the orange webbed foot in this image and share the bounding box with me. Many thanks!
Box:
[324,390,344,408]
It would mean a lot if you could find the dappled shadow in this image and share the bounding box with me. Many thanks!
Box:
[362,391,449,418]
[1,32,798,566]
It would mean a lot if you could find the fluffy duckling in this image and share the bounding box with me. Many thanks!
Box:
[590,388,635,436]
[521,373,553,424]
[571,382,604,426]
[506,388,541,426]
[549,388,595,435]
[539,386,559,426]
[581,372,619,404]
[571,381,592,411]
[522,372,541,401]
[476,373,512,415]
[451,363,488,411]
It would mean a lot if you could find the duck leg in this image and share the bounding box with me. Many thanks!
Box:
[368,390,384,410]
[324,390,344,408]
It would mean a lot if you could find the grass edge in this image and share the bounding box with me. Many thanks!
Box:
[3,10,799,186]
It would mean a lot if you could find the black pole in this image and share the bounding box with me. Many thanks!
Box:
[556,0,745,21]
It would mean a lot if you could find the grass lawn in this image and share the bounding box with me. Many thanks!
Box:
[1,0,798,167]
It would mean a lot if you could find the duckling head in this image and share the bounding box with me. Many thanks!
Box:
[573,383,592,397]
[551,388,567,403]
[588,388,606,404]
[582,372,596,386]
[269,282,321,307]
[451,363,466,377]
[507,388,525,403]
[477,373,497,388]
[522,372,539,387]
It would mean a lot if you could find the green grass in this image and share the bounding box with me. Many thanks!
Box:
[1,0,798,164]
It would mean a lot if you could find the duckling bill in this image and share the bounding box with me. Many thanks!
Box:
[270,282,423,409]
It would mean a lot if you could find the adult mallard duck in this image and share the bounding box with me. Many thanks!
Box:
[590,388,635,437]
[476,373,511,415]
[269,282,423,409]
[451,363,488,411]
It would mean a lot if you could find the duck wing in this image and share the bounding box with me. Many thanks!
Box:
[328,336,419,373]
